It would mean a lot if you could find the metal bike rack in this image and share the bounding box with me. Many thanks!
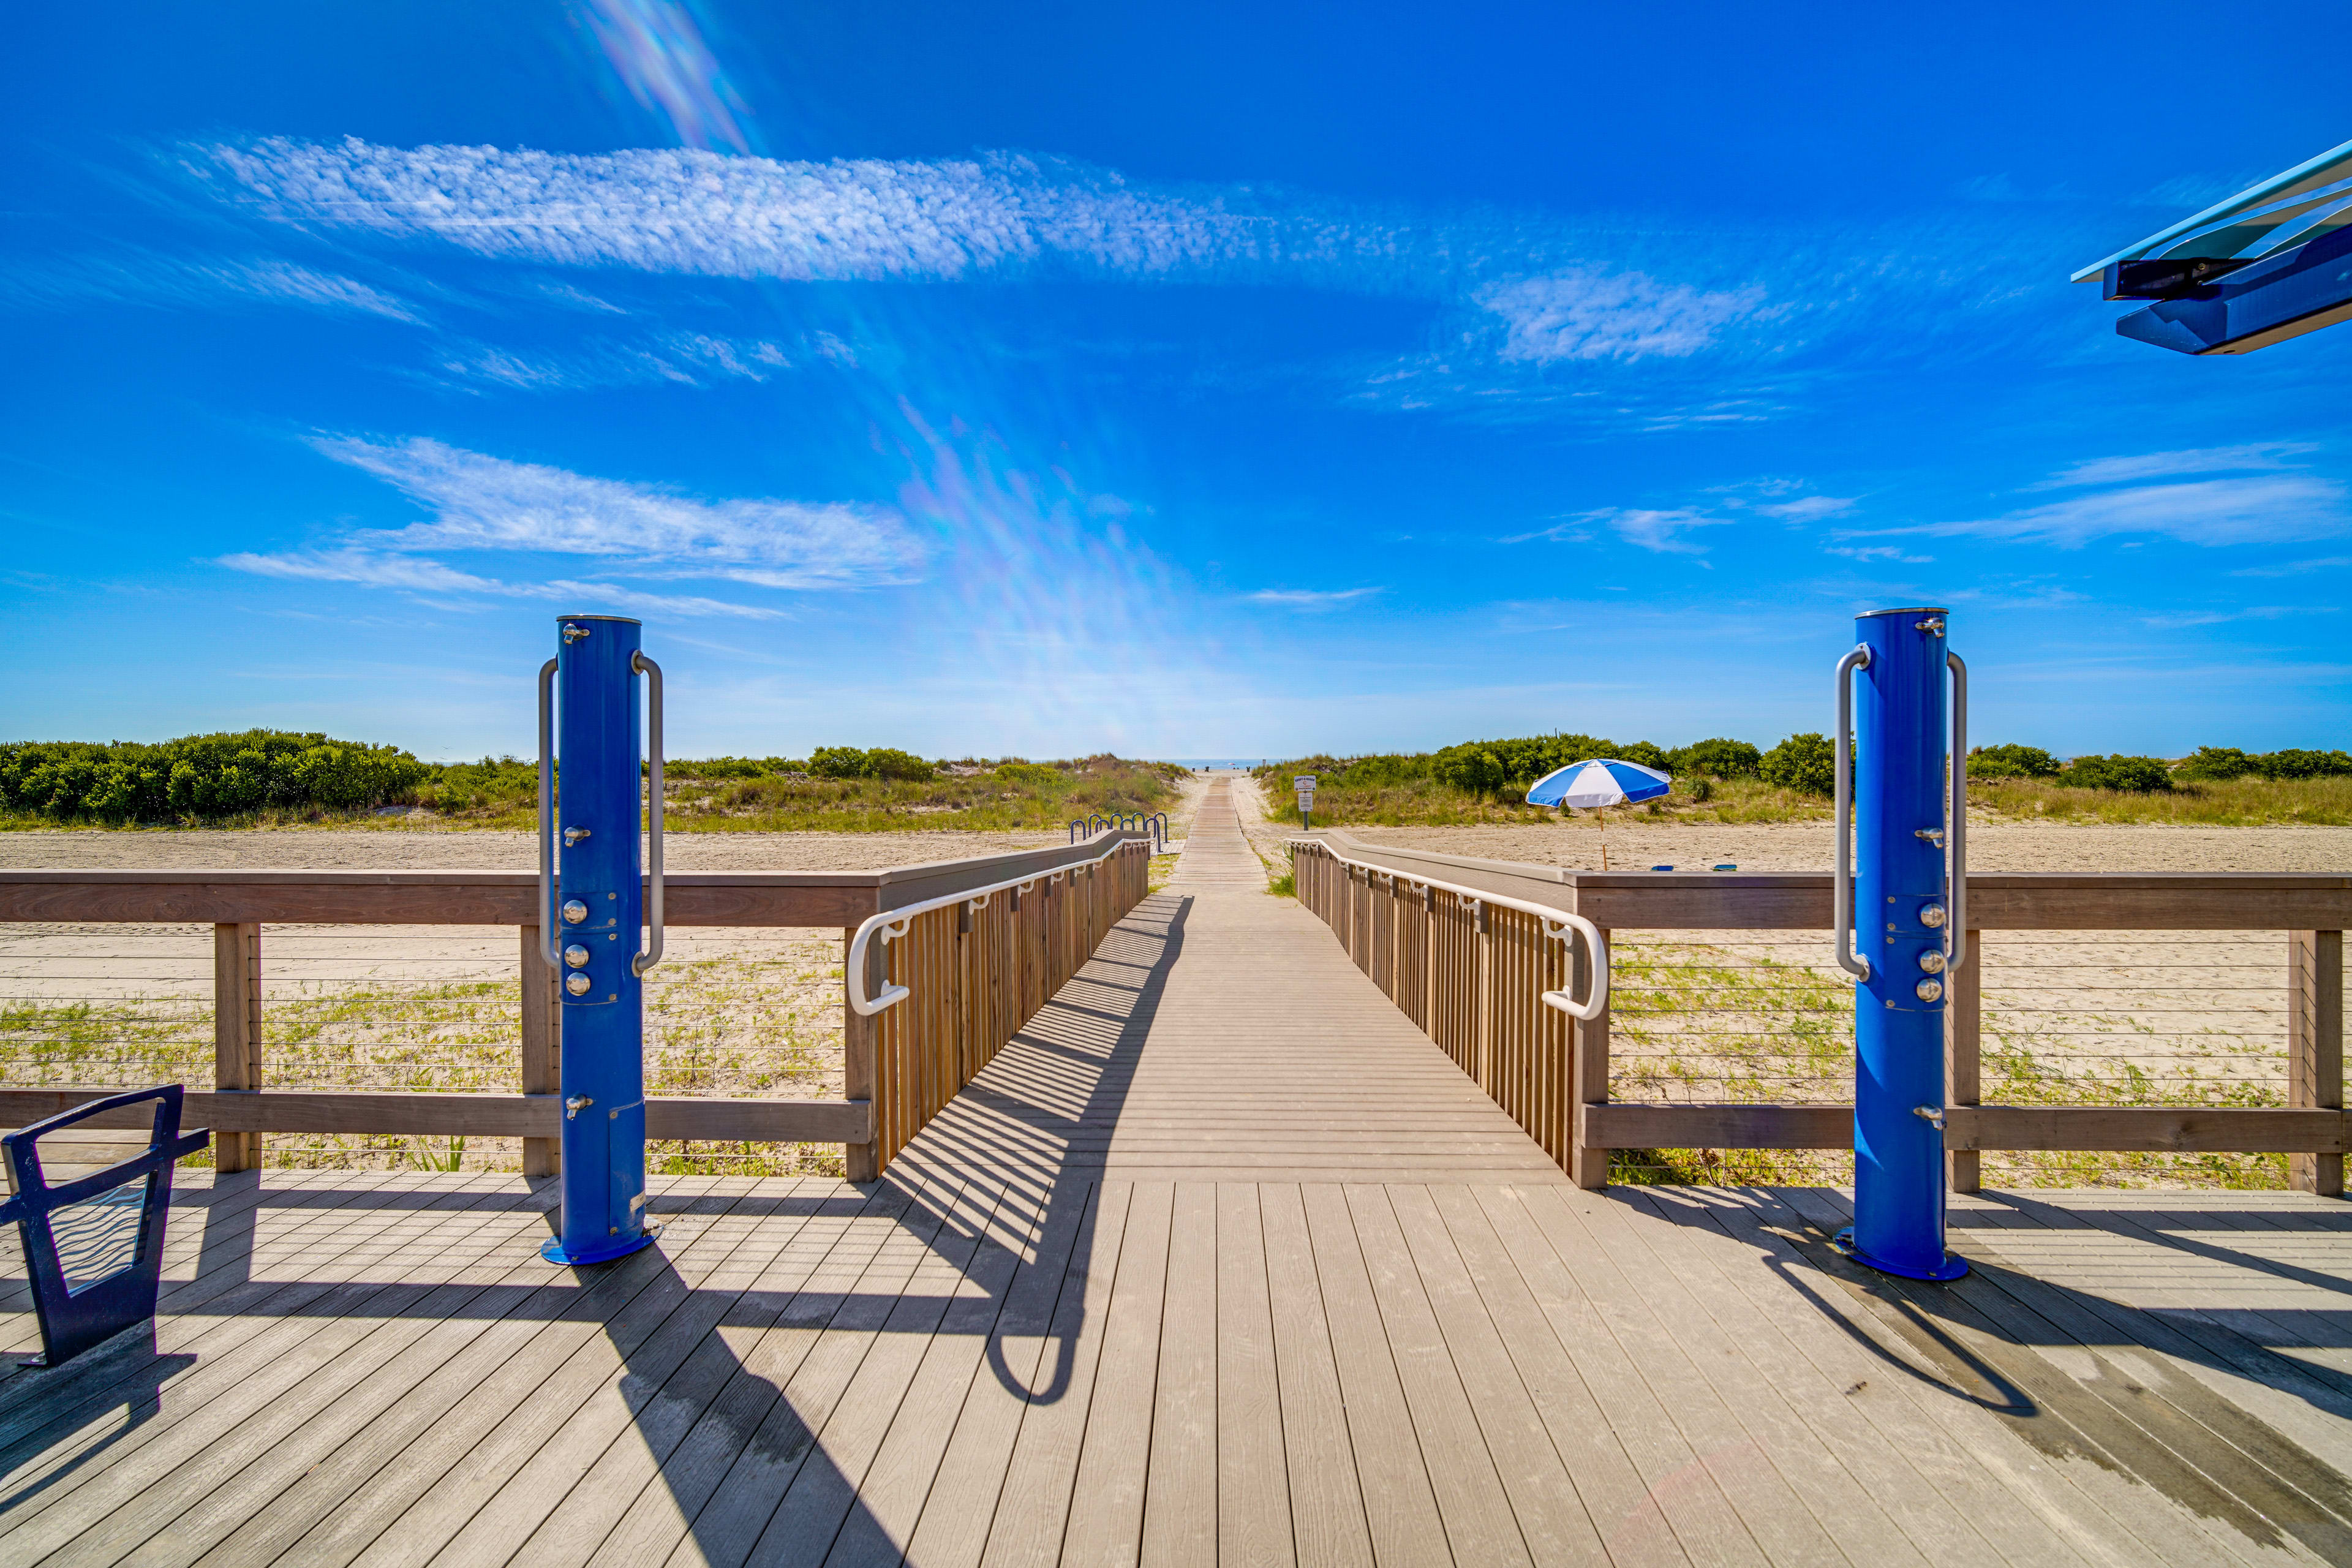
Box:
[0,1085,209,1368]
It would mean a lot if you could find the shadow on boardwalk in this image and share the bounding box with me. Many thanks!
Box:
[0,893,1191,1564]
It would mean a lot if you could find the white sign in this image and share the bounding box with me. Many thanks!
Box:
[1293,774,1316,803]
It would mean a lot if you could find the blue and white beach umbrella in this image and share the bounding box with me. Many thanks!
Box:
[1525,758,1672,809]
[1526,758,1672,870]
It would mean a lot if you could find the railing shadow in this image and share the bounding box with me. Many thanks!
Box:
[1642,1185,2352,1559]
[0,888,1194,1561]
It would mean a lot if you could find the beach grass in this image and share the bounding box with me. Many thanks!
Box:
[1251,772,2352,829]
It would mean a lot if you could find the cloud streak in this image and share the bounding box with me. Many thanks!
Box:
[311,435,919,588]
[190,137,1784,366]
[219,436,921,619]
[1244,587,1382,609]
[1,251,421,322]
[218,546,783,617]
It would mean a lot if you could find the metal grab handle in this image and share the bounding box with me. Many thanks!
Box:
[1833,644,1872,982]
[1538,911,1612,1022]
[632,652,665,976]
[537,658,560,971]
[1947,649,1968,971]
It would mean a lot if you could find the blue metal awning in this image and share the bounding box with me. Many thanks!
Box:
[2075,137,2352,283]
[2079,137,2352,354]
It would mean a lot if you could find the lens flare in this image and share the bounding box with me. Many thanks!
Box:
[581,0,751,153]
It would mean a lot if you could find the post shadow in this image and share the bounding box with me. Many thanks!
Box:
[0,889,1191,1560]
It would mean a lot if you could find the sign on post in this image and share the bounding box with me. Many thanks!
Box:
[1293,774,1316,829]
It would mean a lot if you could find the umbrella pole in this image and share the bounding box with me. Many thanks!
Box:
[1598,804,1608,871]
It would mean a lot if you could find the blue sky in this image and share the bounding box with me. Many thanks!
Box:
[5,2,2347,762]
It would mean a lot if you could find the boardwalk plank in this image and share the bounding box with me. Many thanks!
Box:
[1257,1184,1372,1568]
[979,1182,1134,1568]
[1140,1181,1219,1568]
[1341,1183,1534,1567]
[1213,1183,1294,1568]
[1060,1178,1173,1567]
[897,1182,1099,1568]
[1299,1183,1453,1566]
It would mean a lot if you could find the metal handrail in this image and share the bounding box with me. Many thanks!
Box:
[846,833,1150,1016]
[1288,839,1610,1021]
[1832,644,1872,982]
[633,651,665,976]
[1947,649,1968,971]
[535,658,560,971]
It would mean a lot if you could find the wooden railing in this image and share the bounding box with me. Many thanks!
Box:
[0,833,1152,1182]
[855,836,1153,1171]
[1292,833,2351,1194]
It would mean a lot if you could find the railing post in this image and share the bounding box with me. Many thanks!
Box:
[520,923,560,1178]
[843,926,880,1183]
[2290,929,2345,1197]
[1570,924,1611,1189]
[1947,928,1980,1194]
[1422,884,1436,1035]
[1475,901,1494,1095]
[212,921,262,1174]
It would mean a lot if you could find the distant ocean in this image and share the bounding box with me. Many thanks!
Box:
[1158,759,1272,770]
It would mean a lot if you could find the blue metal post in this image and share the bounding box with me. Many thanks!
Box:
[545,614,656,1266]
[1838,606,1966,1281]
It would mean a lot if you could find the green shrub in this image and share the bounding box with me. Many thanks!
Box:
[2063,754,2173,792]
[805,745,936,783]
[1967,743,2061,779]
[2252,747,2352,780]
[0,732,428,823]
[2174,745,2254,781]
[1427,732,1637,797]
[862,747,935,782]
[1669,738,1762,779]
[1760,733,1838,796]
[807,746,869,780]
[993,761,1060,786]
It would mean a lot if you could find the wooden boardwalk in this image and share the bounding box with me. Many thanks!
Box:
[7,783,2352,1563]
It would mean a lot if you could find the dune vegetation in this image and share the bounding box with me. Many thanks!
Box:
[0,733,1186,833]
[1254,733,2352,827]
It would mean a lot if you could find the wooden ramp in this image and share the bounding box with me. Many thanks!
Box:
[7,783,2352,1564]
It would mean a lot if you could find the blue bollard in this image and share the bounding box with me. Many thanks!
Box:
[1833,606,1968,1282]
[537,614,665,1265]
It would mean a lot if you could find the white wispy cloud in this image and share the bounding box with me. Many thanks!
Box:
[1918,473,2349,547]
[2138,605,2315,629]
[1477,270,1765,363]
[1753,494,1856,522]
[1512,508,1732,559]
[1,251,421,322]
[1825,544,1933,564]
[310,435,918,587]
[217,546,782,617]
[2028,443,2315,489]
[2231,554,2352,578]
[1244,587,1382,609]
[219,435,919,618]
[427,332,792,391]
[187,137,1782,369]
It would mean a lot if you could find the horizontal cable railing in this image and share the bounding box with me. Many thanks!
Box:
[1289,832,2350,1193]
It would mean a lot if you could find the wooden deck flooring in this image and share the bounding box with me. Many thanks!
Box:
[7,786,2352,1564]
